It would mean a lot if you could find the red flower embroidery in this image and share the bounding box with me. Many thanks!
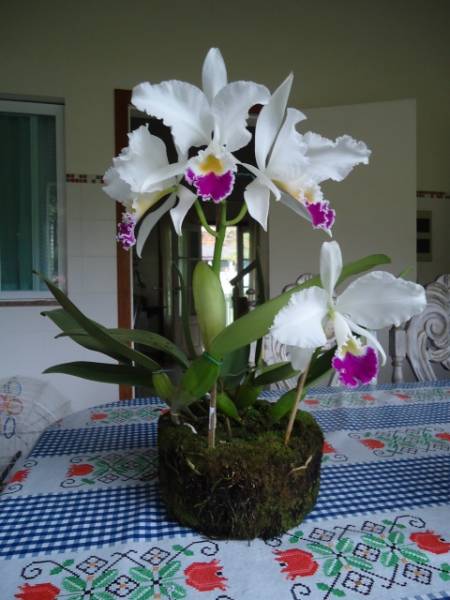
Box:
[67,463,94,477]
[410,531,450,554]
[184,560,227,592]
[360,438,385,449]
[304,399,319,406]
[9,469,29,484]
[394,393,410,400]
[323,441,335,454]
[362,394,375,401]
[91,412,108,420]
[435,432,450,442]
[274,549,319,580]
[15,583,60,600]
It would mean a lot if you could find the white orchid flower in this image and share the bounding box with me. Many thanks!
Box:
[132,48,269,204]
[242,76,371,232]
[103,125,196,253]
[271,241,426,387]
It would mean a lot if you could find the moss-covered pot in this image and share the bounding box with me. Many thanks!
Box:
[158,400,323,540]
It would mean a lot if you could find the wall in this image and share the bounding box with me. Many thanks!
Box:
[268,99,417,383]
[417,193,450,285]
[0,0,449,407]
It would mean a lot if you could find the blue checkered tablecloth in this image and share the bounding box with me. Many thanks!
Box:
[1,382,450,600]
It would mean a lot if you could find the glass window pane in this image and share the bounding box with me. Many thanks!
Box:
[0,110,58,293]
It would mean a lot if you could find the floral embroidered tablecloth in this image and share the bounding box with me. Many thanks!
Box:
[1,381,450,600]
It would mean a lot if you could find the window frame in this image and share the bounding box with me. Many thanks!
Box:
[0,99,66,302]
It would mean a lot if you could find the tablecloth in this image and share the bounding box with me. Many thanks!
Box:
[1,381,450,600]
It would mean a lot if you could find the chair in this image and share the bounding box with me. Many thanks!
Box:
[389,275,450,382]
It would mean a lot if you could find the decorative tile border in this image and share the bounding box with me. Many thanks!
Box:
[417,190,449,199]
[66,173,104,184]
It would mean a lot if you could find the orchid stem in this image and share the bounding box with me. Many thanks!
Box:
[212,202,227,276]
[284,361,311,446]
[208,384,218,449]
[195,200,217,237]
[226,203,248,226]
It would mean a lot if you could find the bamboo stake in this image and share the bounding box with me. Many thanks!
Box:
[208,384,218,449]
[284,361,311,446]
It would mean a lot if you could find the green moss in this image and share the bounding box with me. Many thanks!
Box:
[158,400,323,540]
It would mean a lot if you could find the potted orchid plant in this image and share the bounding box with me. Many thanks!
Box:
[38,48,426,540]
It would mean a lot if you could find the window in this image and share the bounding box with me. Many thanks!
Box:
[0,100,65,301]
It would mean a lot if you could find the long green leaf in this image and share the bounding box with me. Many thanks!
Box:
[306,347,336,386]
[220,345,250,388]
[173,264,197,359]
[36,272,159,372]
[217,392,241,421]
[210,253,390,357]
[56,327,189,368]
[44,362,153,386]
[254,362,299,386]
[180,354,221,400]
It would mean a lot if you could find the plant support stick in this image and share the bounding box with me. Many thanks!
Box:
[284,361,310,446]
[208,384,218,448]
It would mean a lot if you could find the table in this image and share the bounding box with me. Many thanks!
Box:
[1,381,450,600]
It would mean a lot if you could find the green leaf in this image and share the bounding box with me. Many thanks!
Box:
[380,550,398,567]
[388,531,405,544]
[289,530,304,543]
[220,346,250,388]
[346,556,373,571]
[336,537,354,553]
[59,328,189,368]
[168,584,187,600]
[172,544,194,556]
[331,589,346,597]
[129,587,154,600]
[439,563,450,582]
[62,575,86,592]
[129,567,154,583]
[63,559,75,566]
[92,592,116,600]
[234,383,262,410]
[92,569,118,589]
[254,362,299,386]
[323,557,344,577]
[305,347,336,386]
[210,253,391,356]
[36,272,159,372]
[268,388,304,423]
[50,566,63,575]
[307,542,334,556]
[217,392,241,421]
[44,362,153,386]
[361,534,387,549]
[160,560,181,579]
[399,546,429,565]
[317,583,331,591]
[179,354,221,403]
[152,371,175,402]
[193,262,226,351]
[173,263,197,360]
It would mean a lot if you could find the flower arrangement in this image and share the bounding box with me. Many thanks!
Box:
[38,48,426,538]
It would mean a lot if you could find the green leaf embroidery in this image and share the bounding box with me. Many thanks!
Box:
[307,542,334,556]
[361,534,387,549]
[323,558,344,577]
[129,587,155,600]
[439,563,450,582]
[92,570,119,589]
[50,566,63,575]
[346,556,374,571]
[399,546,430,565]
[172,544,194,556]
[129,567,154,583]
[92,592,115,600]
[159,560,182,580]
[289,531,304,544]
[388,531,405,545]
[380,550,399,567]
[331,589,346,597]
[335,538,354,554]
[62,576,86,592]
[168,583,187,599]
[317,582,331,591]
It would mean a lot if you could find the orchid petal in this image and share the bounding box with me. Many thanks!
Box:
[140,160,186,192]
[289,346,315,372]
[244,179,270,230]
[240,161,281,200]
[302,132,371,184]
[267,108,308,180]
[255,74,293,169]
[136,194,176,257]
[332,345,378,388]
[103,167,133,204]
[212,81,270,151]
[132,80,213,153]
[332,311,353,349]
[278,192,312,222]
[170,186,197,236]
[320,241,343,299]
[271,286,328,348]
[336,271,426,329]
[346,318,387,365]
[202,47,227,103]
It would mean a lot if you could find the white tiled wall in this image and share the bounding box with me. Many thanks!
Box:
[0,182,120,412]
